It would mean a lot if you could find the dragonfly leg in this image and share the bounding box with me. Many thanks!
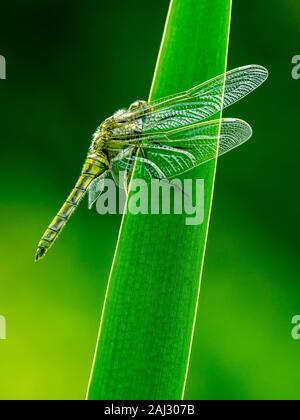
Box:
[139,147,187,197]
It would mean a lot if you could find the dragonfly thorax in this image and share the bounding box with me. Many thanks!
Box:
[108,100,149,137]
[92,100,149,149]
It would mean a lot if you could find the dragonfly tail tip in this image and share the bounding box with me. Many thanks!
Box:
[35,247,46,262]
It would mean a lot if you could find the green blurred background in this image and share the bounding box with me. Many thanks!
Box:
[0,0,299,400]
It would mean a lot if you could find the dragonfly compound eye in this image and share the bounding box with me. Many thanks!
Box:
[129,100,148,112]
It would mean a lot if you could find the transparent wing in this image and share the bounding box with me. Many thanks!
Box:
[143,118,252,178]
[87,172,109,209]
[113,65,268,133]
[116,155,168,194]
[111,148,136,191]
[108,145,137,191]
[113,118,252,183]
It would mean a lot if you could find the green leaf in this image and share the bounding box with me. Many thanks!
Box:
[87,0,232,400]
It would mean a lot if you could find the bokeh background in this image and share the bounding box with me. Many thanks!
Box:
[0,0,299,400]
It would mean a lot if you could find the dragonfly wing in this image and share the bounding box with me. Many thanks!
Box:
[110,147,136,191]
[139,118,252,179]
[87,172,109,209]
[118,65,267,132]
[111,150,167,194]
[108,118,252,187]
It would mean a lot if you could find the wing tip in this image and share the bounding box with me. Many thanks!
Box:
[240,64,269,81]
[221,118,253,142]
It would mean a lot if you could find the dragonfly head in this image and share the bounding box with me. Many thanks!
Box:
[128,100,148,112]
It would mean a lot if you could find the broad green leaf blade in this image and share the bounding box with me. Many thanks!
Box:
[87,0,232,400]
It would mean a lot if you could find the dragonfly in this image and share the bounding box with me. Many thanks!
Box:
[35,64,268,262]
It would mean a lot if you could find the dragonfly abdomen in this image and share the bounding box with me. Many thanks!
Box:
[35,154,108,262]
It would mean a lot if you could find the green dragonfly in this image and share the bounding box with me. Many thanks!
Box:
[35,64,268,262]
